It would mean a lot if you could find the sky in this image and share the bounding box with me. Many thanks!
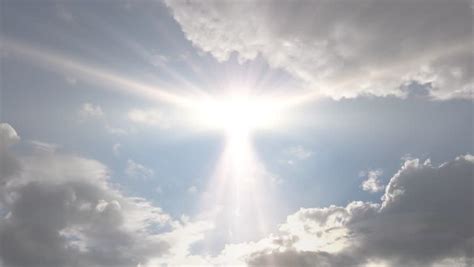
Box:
[0,0,473,266]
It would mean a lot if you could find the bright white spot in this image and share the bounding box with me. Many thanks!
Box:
[193,93,284,136]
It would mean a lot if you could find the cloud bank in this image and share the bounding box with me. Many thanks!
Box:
[165,0,473,99]
[1,123,472,266]
[242,155,474,266]
[0,123,211,267]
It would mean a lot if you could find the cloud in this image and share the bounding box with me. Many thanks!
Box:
[2,123,472,266]
[78,103,104,120]
[187,185,197,194]
[0,123,21,184]
[28,140,60,153]
[219,154,474,266]
[125,159,154,180]
[360,169,384,193]
[165,0,473,99]
[247,249,356,267]
[112,143,121,157]
[78,103,128,135]
[281,145,313,165]
[128,109,169,127]
[0,123,211,267]
[286,145,312,160]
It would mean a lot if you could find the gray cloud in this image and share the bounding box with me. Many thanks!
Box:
[248,249,357,267]
[1,122,473,266]
[246,155,474,266]
[0,124,21,185]
[165,0,473,99]
[0,181,168,267]
[0,124,211,267]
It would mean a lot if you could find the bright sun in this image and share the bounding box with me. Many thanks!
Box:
[194,93,282,136]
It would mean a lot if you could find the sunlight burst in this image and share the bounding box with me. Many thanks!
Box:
[194,93,283,136]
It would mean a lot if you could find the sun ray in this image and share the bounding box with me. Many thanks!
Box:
[1,38,203,108]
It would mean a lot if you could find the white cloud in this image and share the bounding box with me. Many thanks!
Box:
[165,0,473,99]
[78,103,128,135]
[113,143,121,157]
[0,123,212,267]
[126,159,154,179]
[286,145,312,160]
[187,185,197,194]
[105,124,128,135]
[155,186,163,194]
[28,140,60,153]
[213,154,474,266]
[128,108,169,128]
[0,123,21,183]
[360,169,384,193]
[281,145,313,165]
[78,102,104,120]
[0,123,19,146]
[2,123,473,266]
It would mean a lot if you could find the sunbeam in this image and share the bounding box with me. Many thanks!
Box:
[192,91,285,246]
[201,128,276,246]
[1,38,200,107]
[2,1,473,266]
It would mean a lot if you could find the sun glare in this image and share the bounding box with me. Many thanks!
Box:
[190,91,283,243]
[194,93,282,136]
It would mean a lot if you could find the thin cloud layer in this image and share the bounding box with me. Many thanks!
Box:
[165,0,473,99]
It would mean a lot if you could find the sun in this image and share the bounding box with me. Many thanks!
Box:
[193,92,283,137]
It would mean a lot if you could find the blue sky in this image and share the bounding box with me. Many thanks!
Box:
[0,1,473,266]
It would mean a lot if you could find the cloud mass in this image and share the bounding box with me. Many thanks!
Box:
[244,155,474,266]
[165,0,473,99]
[0,123,211,267]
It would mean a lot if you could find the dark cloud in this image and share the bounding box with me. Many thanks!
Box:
[248,249,357,267]
[0,124,170,267]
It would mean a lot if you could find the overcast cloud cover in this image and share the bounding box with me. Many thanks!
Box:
[1,0,473,266]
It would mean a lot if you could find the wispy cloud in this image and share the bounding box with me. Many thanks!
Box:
[113,143,121,157]
[78,102,128,135]
[125,159,154,180]
[282,145,312,165]
[78,102,104,120]
[128,108,169,128]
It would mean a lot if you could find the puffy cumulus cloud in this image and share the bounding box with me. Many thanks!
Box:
[165,0,473,99]
[360,169,384,193]
[0,123,211,267]
[234,154,473,266]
